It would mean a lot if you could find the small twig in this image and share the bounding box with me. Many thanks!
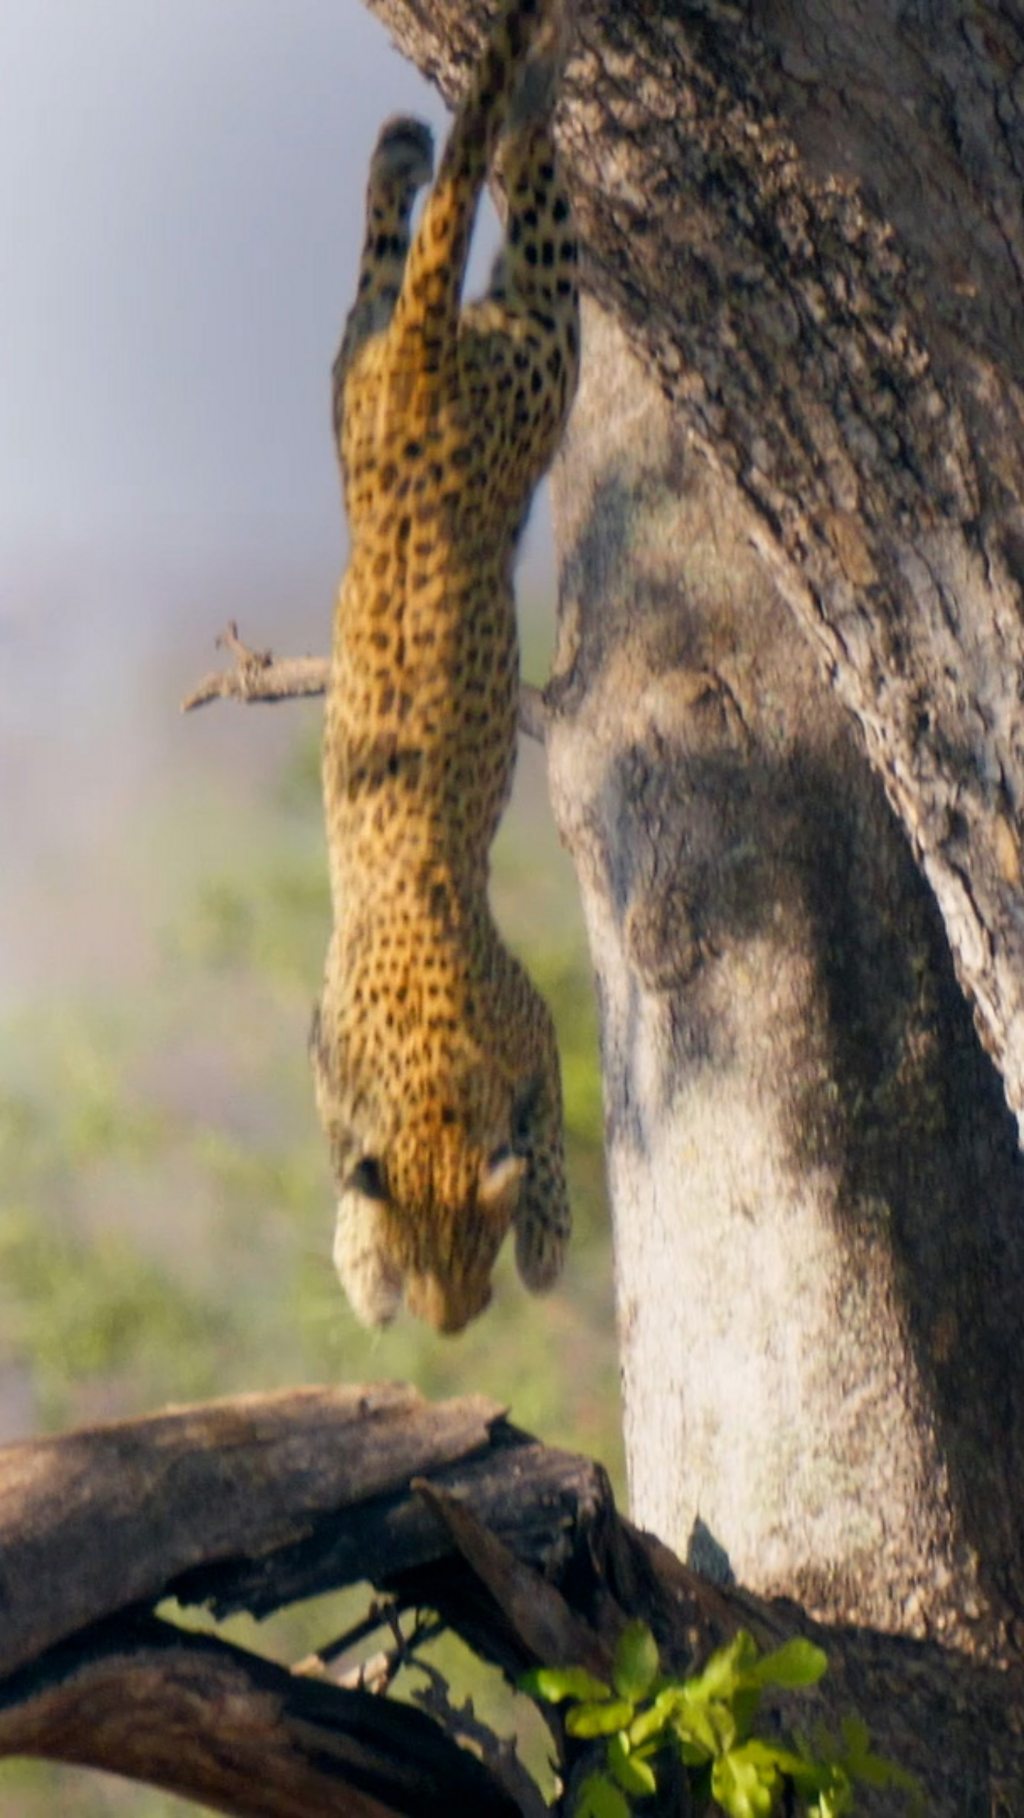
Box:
[218,619,272,672]
[181,620,548,739]
[181,620,329,713]
[295,1601,445,1697]
[411,1657,553,1818]
[330,1611,442,1695]
[295,1598,397,1674]
[336,1648,395,1695]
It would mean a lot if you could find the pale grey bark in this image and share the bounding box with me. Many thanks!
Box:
[548,299,1024,1665]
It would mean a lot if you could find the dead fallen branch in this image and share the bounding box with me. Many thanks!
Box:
[0,1384,1019,1814]
[0,1610,518,1818]
[0,1383,500,1683]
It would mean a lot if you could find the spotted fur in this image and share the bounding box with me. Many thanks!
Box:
[311,0,579,1334]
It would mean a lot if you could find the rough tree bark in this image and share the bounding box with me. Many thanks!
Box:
[4,1388,1022,1813]
[370,0,1024,1137]
[356,0,1024,1809]
[549,301,1024,1649]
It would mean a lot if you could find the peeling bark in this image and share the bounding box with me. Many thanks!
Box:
[1,1388,1021,1814]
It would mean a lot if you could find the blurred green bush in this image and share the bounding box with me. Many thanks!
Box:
[0,717,620,1815]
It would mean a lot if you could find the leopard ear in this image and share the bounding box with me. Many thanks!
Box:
[479,1146,526,1211]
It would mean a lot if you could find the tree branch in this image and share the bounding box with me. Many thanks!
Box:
[410,1657,551,1818]
[181,622,548,740]
[0,1610,518,1818]
[180,621,328,712]
[0,1383,503,1683]
[0,1384,1020,1812]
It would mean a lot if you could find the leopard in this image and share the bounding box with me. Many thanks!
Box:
[309,0,580,1334]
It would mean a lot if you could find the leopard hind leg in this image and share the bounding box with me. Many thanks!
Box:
[332,115,434,445]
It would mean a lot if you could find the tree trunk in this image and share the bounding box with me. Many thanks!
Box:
[359,0,1024,1803]
[544,0,1024,1659]
[548,295,1024,1657]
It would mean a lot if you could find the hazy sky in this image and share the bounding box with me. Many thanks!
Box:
[0,0,451,563]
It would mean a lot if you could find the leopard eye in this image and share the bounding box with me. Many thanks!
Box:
[347,1156,389,1202]
[511,1078,541,1151]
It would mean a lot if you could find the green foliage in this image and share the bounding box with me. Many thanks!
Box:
[0,1202,231,1428]
[523,1625,922,1817]
[176,864,329,990]
[611,1620,659,1703]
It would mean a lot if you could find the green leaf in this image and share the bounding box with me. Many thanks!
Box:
[839,1715,871,1760]
[844,1714,918,1785]
[734,1738,808,1781]
[712,1742,783,1818]
[678,1735,715,1767]
[680,1636,771,1716]
[669,1691,735,1759]
[612,1620,660,1702]
[628,1700,672,1749]
[850,1751,923,1800]
[574,1770,631,1818]
[832,1714,923,1808]
[684,1632,760,1704]
[750,1638,828,1690]
[607,1732,658,1797]
[520,1665,611,1705]
[728,1687,762,1745]
[650,1684,690,1720]
[807,1794,853,1818]
[786,1758,852,1803]
[567,1698,636,1738]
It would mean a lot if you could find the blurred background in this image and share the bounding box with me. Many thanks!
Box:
[0,0,618,1808]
